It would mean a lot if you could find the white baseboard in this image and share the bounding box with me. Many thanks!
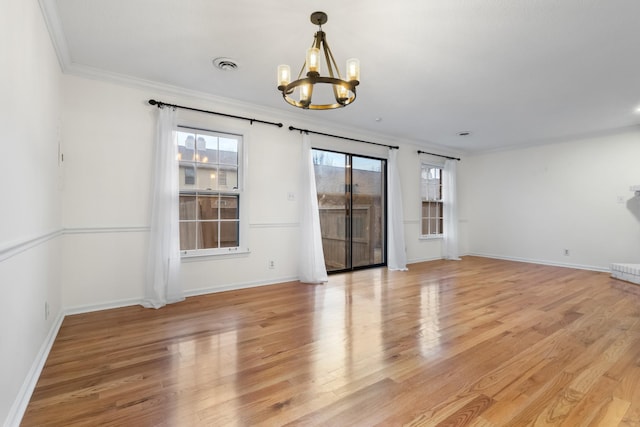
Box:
[64,297,145,316]
[183,275,299,298]
[4,311,65,427]
[407,255,444,265]
[466,252,610,273]
[65,275,301,316]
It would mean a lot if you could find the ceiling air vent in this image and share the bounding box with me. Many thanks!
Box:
[212,57,239,71]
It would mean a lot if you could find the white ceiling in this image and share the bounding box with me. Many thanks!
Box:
[40,0,640,153]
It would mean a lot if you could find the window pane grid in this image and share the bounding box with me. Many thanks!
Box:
[420,164,444,237]
[177,129,241,253]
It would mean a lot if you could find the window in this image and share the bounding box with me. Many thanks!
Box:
[184,166,195,185]
[420,164,443,237]
[177,128,243,255]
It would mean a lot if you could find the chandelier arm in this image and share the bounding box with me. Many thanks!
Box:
[323,39,342,80]
[296,62,306,80]
[328,40,353,104]
[321,39,347,105]
[313,31,322,50]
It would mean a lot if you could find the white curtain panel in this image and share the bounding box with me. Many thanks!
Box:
[142,107,184,308]
[298,134,328,284]
[443,159,461,260]
[387,149,408,271]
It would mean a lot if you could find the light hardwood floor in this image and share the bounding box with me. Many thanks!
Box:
[21,257,640,426]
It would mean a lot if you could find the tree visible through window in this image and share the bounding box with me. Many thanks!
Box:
[421,164,443,237]
[177,128,241,254]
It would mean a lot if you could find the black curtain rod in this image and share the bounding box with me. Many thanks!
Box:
[288,126,399,149]
[417,150,461,161]
[148,99,283,128]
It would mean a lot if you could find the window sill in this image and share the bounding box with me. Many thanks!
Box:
[180,247,250,261]
[419,235,443,240]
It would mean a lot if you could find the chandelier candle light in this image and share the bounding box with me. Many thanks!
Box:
[277,11,360,110]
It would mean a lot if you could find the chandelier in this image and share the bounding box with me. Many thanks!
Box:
[277,11,360,110]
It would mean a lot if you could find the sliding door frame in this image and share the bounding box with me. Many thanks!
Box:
[313,148,388,274]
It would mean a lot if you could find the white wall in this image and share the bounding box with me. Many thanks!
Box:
[59,75,445,310]
[0,4,447,422]
[16,1,640,425]
[18,1,640,423]
[459,128,640,270]
[0,0,63,425]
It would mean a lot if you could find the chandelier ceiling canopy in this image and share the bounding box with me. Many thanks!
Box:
[277,12,360,110]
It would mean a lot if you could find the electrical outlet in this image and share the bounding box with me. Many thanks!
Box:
[564,249,570,256]
[269,260,275,269]
[45,301,50,320]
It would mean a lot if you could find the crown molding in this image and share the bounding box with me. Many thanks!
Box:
[65,61,462,157]
[38,0,71,72]
[37,1,465,159]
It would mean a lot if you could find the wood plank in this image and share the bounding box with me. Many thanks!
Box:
[20,257,640,426]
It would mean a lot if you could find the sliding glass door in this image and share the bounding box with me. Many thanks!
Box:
[312,149,386,273]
